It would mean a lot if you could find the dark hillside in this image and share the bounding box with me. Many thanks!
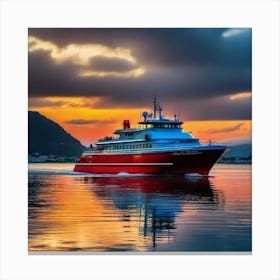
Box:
[28,111,85,156]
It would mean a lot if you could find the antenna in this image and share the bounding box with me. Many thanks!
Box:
[153,95,157,119]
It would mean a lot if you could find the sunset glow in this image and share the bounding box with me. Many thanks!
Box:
[29,96,251,146]
[28,28,251,147]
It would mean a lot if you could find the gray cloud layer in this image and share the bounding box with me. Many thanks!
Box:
[28,28,252,120]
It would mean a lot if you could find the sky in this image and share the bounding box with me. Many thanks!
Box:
[28,28,252,146]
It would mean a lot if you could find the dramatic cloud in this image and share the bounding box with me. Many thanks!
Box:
[29,35,145,78]
[28,28,252,120]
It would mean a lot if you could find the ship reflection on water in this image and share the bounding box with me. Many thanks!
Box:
[28,164,251,252]
[83,176,221,250]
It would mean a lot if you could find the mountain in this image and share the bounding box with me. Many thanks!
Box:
[28,111,86,157]
[223,144,252,159]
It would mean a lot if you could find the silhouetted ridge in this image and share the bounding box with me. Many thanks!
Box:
[28,111,85,156]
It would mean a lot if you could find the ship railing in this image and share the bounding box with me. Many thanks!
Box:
[200,140,223,146]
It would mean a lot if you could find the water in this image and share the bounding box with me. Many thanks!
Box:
[28,163,251,252]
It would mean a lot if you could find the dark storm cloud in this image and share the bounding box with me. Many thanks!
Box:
[176,95,252,121]
[85,57,137,72]
[28,28,251,67]
[65,119,115,125]
[28,28,252,120]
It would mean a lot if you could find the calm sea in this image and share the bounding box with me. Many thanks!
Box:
[28,163,252,252]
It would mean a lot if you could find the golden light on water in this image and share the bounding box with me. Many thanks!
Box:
[28,164,252,252]
[29,176,152,251]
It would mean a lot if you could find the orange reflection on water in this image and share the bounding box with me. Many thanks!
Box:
[29,176,152,251]
[210,164,252,204]
[28,164,252,252]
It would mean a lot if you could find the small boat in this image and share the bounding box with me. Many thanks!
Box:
[74,98,227,175]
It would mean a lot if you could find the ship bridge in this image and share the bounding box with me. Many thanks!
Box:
[96,97,199,150]
[138,118,183,129]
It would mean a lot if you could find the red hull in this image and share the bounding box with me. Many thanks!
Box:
[74,148,226,175]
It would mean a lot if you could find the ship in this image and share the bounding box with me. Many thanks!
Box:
[74,98,227,175]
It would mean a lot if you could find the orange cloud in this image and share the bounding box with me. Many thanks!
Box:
[229,92,252,100]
